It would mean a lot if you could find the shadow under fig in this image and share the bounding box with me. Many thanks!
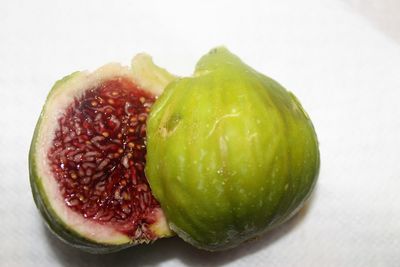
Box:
[45,189,318,267]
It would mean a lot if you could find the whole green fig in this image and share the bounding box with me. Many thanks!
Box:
[146,47,319,251]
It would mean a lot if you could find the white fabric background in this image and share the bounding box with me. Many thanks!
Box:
[0,0,399,266]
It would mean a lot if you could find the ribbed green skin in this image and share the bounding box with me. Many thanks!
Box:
[146,47,320,251]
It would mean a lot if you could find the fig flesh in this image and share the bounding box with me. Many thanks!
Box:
[29,55,175,253]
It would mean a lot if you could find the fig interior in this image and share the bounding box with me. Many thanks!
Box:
[47,77,160,239]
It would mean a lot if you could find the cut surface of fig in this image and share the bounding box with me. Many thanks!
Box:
[30,56,176,253]
[48,78,159,239]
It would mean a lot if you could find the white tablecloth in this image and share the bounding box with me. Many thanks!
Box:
[1,0,399,266]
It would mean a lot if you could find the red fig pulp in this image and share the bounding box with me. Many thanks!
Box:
[48,78,160,239]
[30,57,175,253]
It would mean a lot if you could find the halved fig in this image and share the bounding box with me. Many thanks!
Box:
[29,54,176,253]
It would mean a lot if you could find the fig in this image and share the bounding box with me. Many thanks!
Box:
[146,47,320,251]
[29,54,175,253]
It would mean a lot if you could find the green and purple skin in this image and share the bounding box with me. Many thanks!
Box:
[146,47,320,251]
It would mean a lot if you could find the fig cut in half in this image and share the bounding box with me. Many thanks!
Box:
[29,55,175,253]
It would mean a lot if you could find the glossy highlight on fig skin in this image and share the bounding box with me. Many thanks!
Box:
[47,77,160,239]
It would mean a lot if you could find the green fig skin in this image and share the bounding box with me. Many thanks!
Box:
[146,47,320,251]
